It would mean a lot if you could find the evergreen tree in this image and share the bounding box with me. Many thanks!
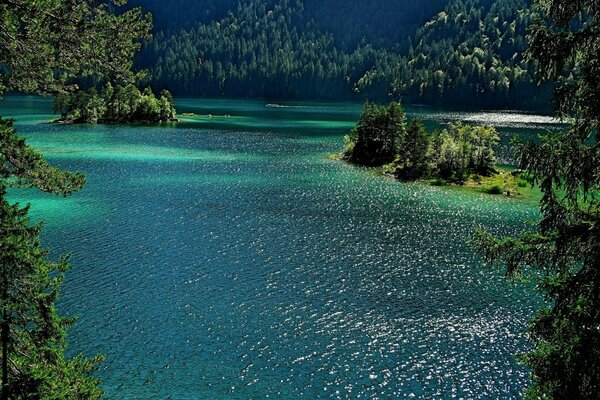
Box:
[0,118,90,400]
[349,102,408,166]
[473,0,600,398]
[395,118,430,180]
[0,0,152,95]
[0,0,152,398]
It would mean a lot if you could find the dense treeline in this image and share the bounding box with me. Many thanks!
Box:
[53,84,176,124]
[129,0,448,49]
[396,0,549,106]
[344,102,499,182]
[133,0,547,107]
[136,0,401,99]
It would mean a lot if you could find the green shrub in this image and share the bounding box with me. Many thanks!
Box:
[343,134,356,157]
[483,184,503,195]
[430,178,448,186]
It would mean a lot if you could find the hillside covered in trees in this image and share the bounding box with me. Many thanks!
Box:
[397,0,550,106]
[130,0,546,108]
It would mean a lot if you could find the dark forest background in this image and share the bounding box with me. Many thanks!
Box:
[126,0,550,108]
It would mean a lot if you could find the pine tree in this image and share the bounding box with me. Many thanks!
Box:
[473,0,600,397]
[0,117,92,399]
[395,118,430,180]
[0,0,152,398]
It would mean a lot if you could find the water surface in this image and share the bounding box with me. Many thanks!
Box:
[1,96,557,399]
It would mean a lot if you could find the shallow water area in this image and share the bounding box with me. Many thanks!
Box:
[0,96,555,399]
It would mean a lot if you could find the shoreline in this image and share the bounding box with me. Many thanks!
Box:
[329,153,540,203]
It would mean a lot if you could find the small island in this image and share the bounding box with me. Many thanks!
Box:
[52,83,177,124]
[337,102,529,197]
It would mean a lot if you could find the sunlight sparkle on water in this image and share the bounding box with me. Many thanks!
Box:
[0,96,550,399]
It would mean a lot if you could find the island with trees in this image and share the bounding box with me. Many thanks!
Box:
[339,102,527,196]
[52,84,177,124]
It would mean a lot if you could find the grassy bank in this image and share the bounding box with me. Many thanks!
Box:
[330,153,540,202]
[436,166,541,202]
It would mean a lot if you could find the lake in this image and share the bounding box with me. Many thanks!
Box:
[1,96,559,399]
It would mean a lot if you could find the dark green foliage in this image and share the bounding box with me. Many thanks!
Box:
[134,0,544,106]
[473,0,600,398]
[301,0,450,50]
[396,0,550,106]
[0,188,103,400]
[128,0,448,48]
[54,83,177,124]
[396,118,430,180]
[138,0,401,100]
[348,102,408,166]
[0,118,85,196]
[0,0,152,96]
[0,118,98,399]
[345,103,499,183]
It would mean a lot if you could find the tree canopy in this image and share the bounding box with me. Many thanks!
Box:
[345,102,499,182]
[396,0,551,106]
[0,0,152,96]
[54,84,176,124]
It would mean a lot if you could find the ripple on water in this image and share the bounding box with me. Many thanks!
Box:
[1,97,546,399]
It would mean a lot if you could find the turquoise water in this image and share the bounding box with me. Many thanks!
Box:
[1,96,557,399]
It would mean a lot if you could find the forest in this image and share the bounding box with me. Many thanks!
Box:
[131,0,546,107]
